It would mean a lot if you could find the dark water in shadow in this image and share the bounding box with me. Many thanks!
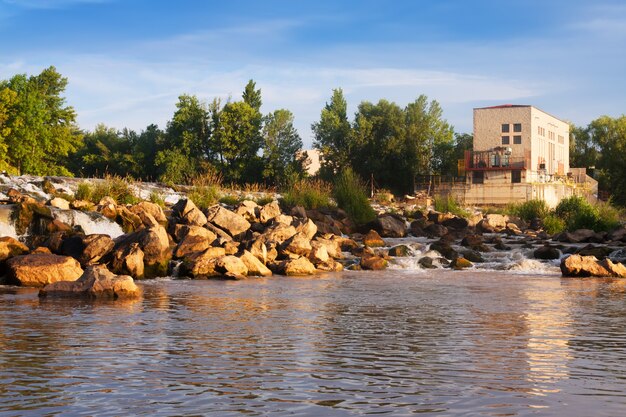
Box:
[1,270,626,416]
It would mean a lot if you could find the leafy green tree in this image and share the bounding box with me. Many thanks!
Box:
[0,87,18,170]
[261,109,304,186]
[74,124,138,177]
[242,79,262,111]
[133,124,164,180]
[213,101,262,183]
[436,132,473,177]
[588,115,626,205]
[312,88,352,178]
[156,94,211,182]
[0,66,82,175]
[403,96,453,188]
[569,124,598,169]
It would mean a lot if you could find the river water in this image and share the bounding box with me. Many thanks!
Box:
[2,270,626,416]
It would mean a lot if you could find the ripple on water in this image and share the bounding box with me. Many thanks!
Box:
[1,271,626,416]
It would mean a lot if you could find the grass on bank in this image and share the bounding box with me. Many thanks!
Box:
[281,178,334,211]
[333,168,376,225]
[75,175,140,205]
[506,196,622,234]
[433,194,470,219]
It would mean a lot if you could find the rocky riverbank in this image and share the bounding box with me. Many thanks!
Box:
[1,175,626,299]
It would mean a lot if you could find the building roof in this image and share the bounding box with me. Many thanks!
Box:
[473,104,568,124]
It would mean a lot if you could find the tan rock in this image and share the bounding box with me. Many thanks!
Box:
[249,240,268,264]
[130,201,167,224]
[215,255,248,276]
[116,206,143,232]
[281,233,312,257]
[205,205,251,237]
[309,241,329,263]
[49,197,70,210]
[363,230,385,248]
[280,256,317,276]
[98,202,118,220]
[223,240,240,255]
[259,223,297,245]
[182,247,226,278]
[295,218,317,240]
[172,198,207,226]
[79,234,115,266]
[174,226,217,259]
[47,219,72,233]
[240,250,272,277]
[313,237,343,259]
[360,255,388,270]
[6,254,83,287]
[0,236,29,262]
[31,246,52,254]
[39,265,140,299]
[136,210,160,228]
[258,201,281,224]
[316,259,344,272]
[235,200,259,222]
[111,242,145,279]
[561,254,626,277]
[70,200,94,211]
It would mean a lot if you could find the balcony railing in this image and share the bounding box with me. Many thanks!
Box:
[464,150,529,171]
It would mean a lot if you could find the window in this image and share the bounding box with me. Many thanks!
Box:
[501,124,510,133]
[558,135,564,144]
[502,135,510,145]
[513,123,522,132]
[513,135,522,144]
[512,170,522,183]
[473,171,484,184]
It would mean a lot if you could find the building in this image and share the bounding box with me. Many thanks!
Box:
[452,105,595,207]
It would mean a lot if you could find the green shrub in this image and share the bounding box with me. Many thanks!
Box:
[90,175,140,205]
[281,179,333,210]
[75,182,94,201]
[595,200,622,231]
[508,199,550,222]
[433,194,469,218]
[187,171,222,209]
[219,195,242,206]
[149,191,166,208]
[255,196,274,206]
[333,168,376,225]
[542,214,566,234]
[554,195,621,232]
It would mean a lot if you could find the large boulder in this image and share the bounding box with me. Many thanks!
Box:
[281,233,312,257]
[429,240,458,261]
[115,225,171,277]
[425,223,448,238]
[49,197,70,210]
[240,250,272,277]
[116,206,143,233]
[0,236,29,262]
[235,200,258,222]
[441,216,469,230]
[360,255,388,270]
[576,244,614,259]
[561,254,626,278]
[172,198,207,226]
[309,241,330,263]
[111,242,144,279]
[205,205,251,237]
[278,256,317,276]
[39,265,140,299]
[534,245,561,260]
[375,215,407,238]
[130,201,167,225]
[173,225,217,258]
[258,201,282,224]
[181,247,227,278]
[259,223,297,245]
[215,255,248,278]
[484,214,508,230]
[294,218,317,240]
[363,230,385,247]
[6,254,83,287]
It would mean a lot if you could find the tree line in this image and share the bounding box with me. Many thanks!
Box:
[1,66,625,203]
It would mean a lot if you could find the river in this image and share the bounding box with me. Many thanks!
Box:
[2,270,626,416]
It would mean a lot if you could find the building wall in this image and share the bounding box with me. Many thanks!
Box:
[473,105,570,182]
[452,183,579,208]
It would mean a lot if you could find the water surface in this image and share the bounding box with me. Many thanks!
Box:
[2,270,626,416]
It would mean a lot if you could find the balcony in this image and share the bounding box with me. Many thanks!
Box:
[464,149,529,171]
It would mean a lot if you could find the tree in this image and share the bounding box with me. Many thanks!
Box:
[0,66,82,175]
[588,115,626,205]
[213,101,262,183]
[0,87,18,171]
[403,96,453,189]
[261,109,304,186]
[569,124,598,169]
[312,88,352,178]
[156,94,211,182]
[435,132,473,177]
[242,79,262,111]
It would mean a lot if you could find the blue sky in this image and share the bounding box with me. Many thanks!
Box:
[1,0,625,147]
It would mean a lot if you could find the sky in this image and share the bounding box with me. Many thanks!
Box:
[1,0,625,147]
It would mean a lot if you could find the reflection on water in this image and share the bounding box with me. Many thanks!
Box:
[1,271,626,416]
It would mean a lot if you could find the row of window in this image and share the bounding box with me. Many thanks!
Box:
[472,170,522,184]
[502,123,522,133]
[502,135,522,145]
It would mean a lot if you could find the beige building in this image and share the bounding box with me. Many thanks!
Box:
[451,105,594,207]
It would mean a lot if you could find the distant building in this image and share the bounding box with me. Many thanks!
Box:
[299,149,321,176]
[450,105,595,207]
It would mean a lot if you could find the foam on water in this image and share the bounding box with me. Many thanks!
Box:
[0,205,17,238]
[53,209,124,238]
